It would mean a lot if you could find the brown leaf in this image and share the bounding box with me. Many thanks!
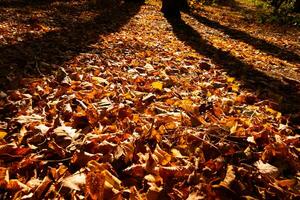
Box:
[71,151,101,168]
[48,140,66,158]
[7,179,30,191]
[146,151,157,173]
[153,144,172,166]
[159,166,191,179]
[146,182,163,200]
[0,167,9,188]
[124,164,145,177]
[86,171,105,200]
[49,165,68,181]
[130,186,143,200]
[33,176,52,199]
[276,179,297,189]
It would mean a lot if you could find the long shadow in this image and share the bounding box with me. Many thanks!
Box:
[164,14,300,114]
[0,1,142,90]
[0,0,59,8]
[189,12,300,64]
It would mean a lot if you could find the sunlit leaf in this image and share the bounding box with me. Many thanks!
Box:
[0,130,7,140]
[62,173,86,191]
[254,160,279,178]
[153,144,172,166]
[151,81,163,90]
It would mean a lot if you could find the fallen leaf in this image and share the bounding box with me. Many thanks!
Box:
[153,144,172,165]
[219,165,235,188]
[151,81,163,90]
[62,172,86,191]
[86,172,105,200]
[0,130,7,140]
[33,176,52,199]
[254,160,280,178]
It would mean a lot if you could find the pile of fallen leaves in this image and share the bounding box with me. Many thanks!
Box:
[0,0,299,199]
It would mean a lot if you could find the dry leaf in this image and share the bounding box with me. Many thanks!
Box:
[219,165,235,188]
[254,160,280,178]
[62,173,86,191]
[153,144,172,166]
[86,172,105,200]
[151,81,163,90]
[130,186,143,200]
[0,130,7,140]
[33,176,52,199]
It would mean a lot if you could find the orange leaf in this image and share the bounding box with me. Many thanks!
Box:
[86,172,105,200]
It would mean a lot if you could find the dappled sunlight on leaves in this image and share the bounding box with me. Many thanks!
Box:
[0,0,299,199]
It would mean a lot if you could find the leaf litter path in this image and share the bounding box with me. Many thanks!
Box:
[0,0,300,199]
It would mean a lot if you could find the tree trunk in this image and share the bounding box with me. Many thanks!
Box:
[294,0,300,12]
[161,0,180,17]
[161,0,189,17]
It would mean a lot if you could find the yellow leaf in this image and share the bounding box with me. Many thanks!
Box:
[266,107,277,115]
[0,131,7,140]
[171,149,185,158]
[176,99,194,112]
[151,129,162,142]
[92,77,108,85]
[207,91,212,97]
[231,84,239,92]
[132,114,140,123]
[230,121,238,134]
[123,92,132,100]
[151,81,163,90]
[227,77,235,83]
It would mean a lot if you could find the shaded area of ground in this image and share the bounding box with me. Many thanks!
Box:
[0,0,142,90]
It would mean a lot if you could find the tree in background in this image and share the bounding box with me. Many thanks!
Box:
[270,0,285,12]
[268,0,300,13]
[294,0,300,12]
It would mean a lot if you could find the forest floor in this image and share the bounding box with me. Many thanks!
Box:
[0,0,300,199]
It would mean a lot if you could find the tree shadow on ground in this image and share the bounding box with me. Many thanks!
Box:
[189,13,300,64]
[0,0,142,90]
[164,14,300,115]
[0,0,57,8]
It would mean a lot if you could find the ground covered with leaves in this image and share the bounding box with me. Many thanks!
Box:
[0,0,300,199]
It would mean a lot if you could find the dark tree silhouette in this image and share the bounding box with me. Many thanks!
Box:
[161,0,189,17]
[294,0,300,12]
